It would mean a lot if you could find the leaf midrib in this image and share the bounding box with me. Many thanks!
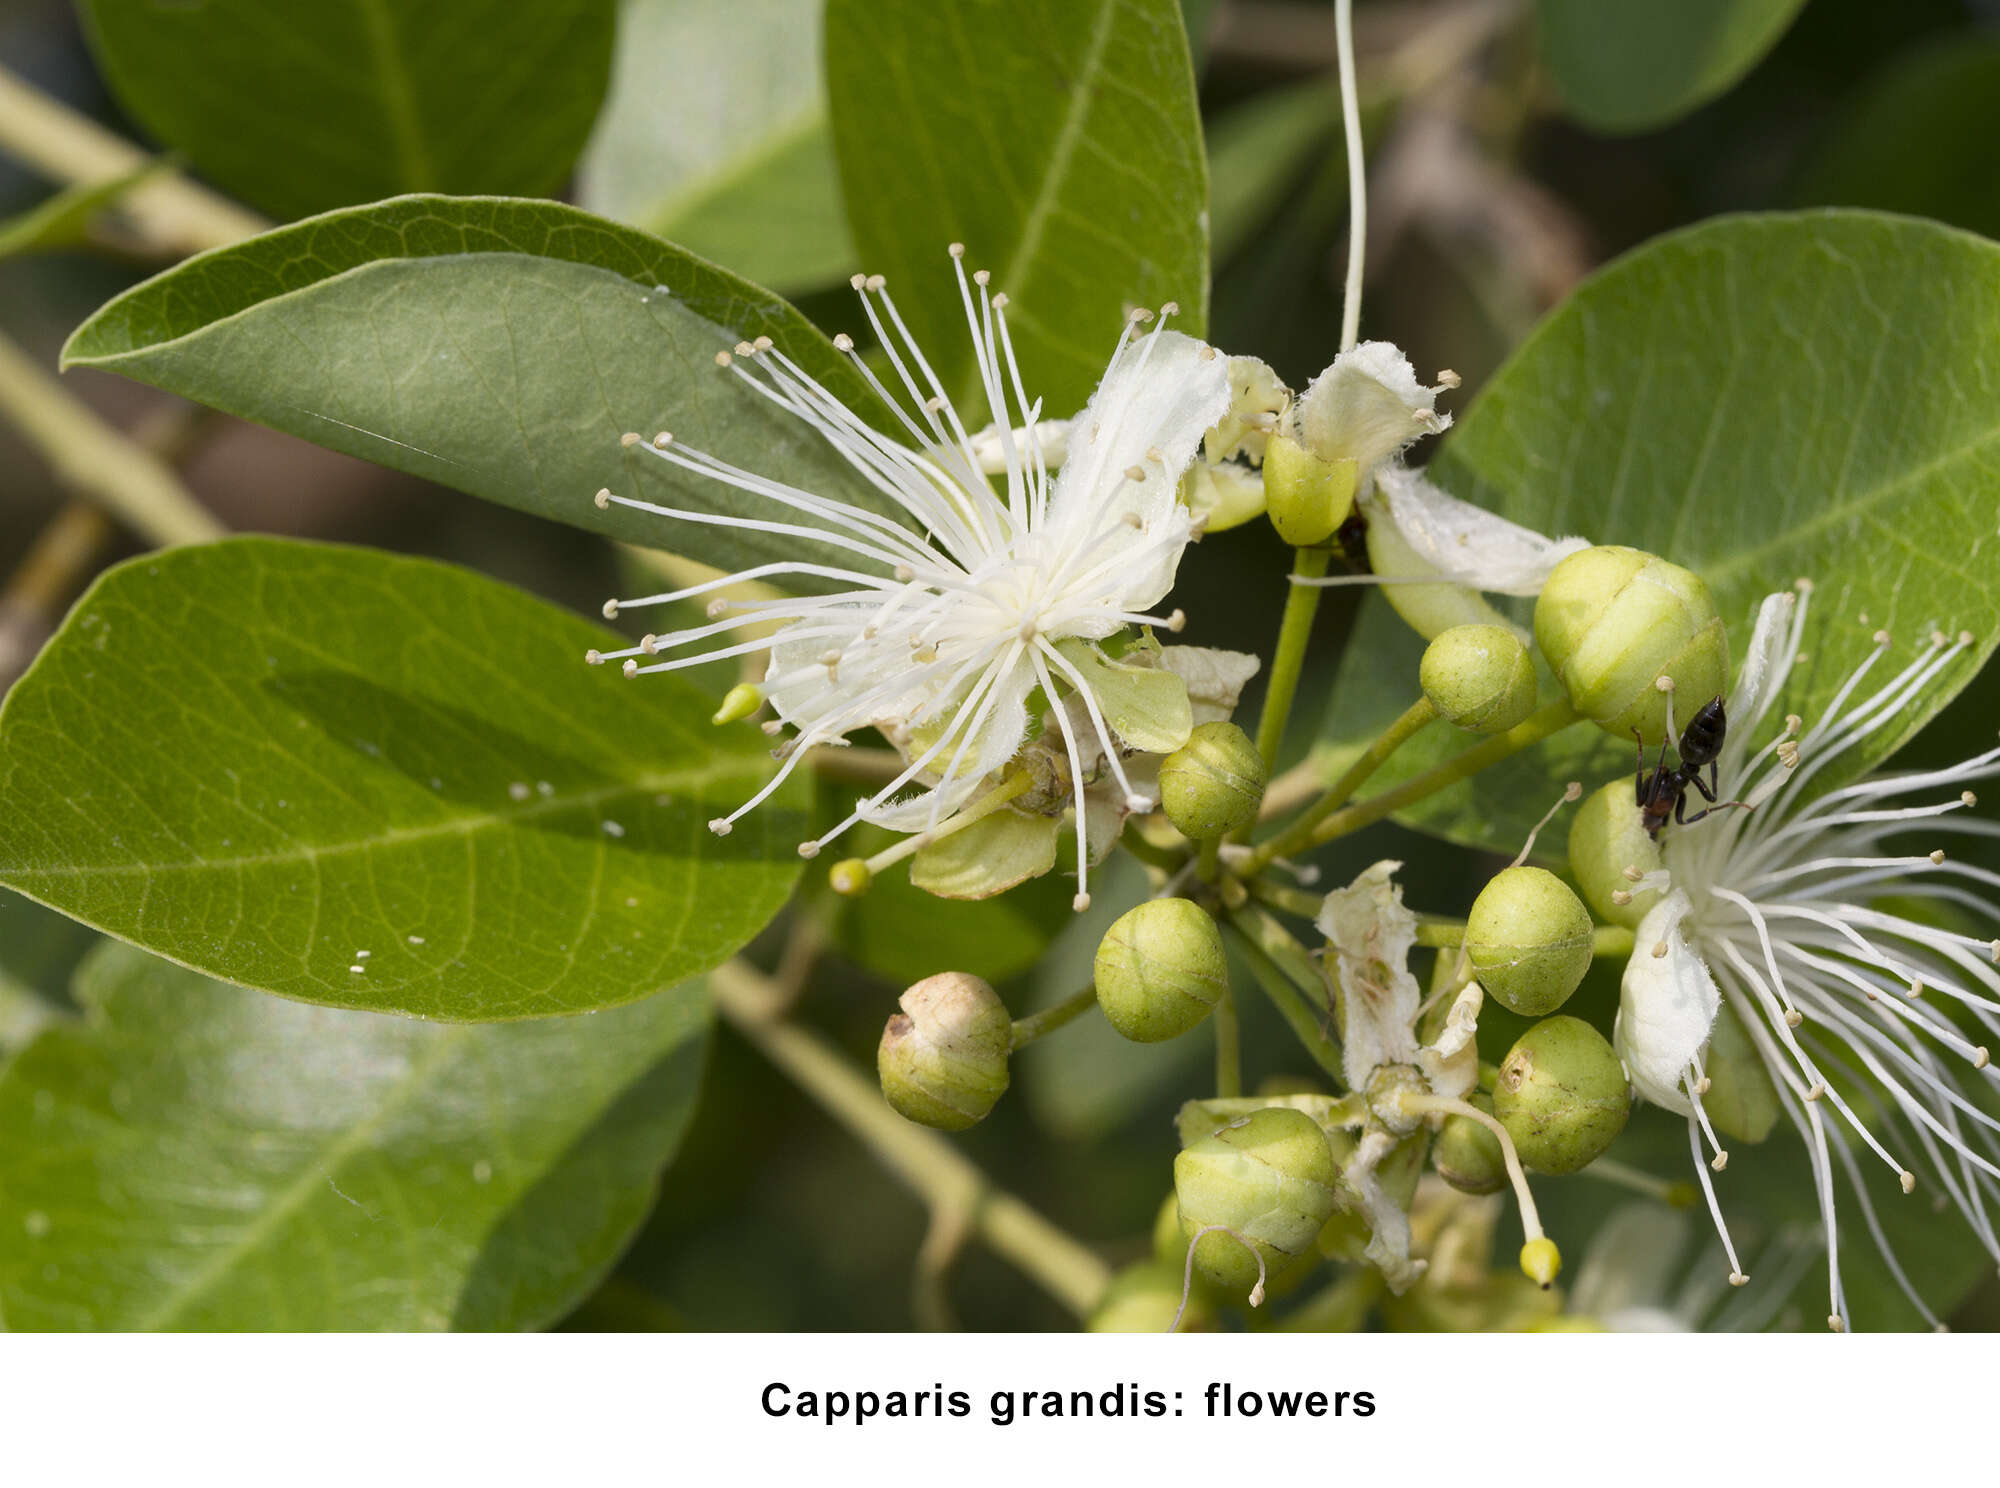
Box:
[130,1027,467,1330]
[949,0,1122,412]
[0,761,764,882]
[355,0,435,191]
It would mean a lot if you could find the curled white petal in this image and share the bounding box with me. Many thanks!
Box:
[1616,889,1720,1116]
[1316,860,1423,1091]
[1372,464,1588,598]
[1297,342,1449,474]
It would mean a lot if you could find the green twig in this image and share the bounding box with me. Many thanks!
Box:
[1011,985,1097,1049]
[0,64,266,255]
[1224,911,1342,1081]
[1247,546,1333,787]
[1213,987,1242,1098]
[1305,698,1582,849]
[0,331,223,547]
[713,960,1111,1319]
[1244,696,1437,874]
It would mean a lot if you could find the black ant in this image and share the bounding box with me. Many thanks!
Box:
[1635,696,1738,838]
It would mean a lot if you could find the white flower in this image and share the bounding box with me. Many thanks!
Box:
[588,248,1232,908]
[1295,342,1453,473]
[1616,582,2000,1329]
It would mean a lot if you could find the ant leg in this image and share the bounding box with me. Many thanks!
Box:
[1687,769,1718,805]
[1676,794,1752,827]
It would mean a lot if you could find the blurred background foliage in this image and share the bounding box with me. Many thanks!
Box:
[2,0,1998,1330]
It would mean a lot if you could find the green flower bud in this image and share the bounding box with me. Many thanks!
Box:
[1567,779,1663,929]
[1464,866,1594,1017]
[876,972,1011,1131]
[1087,1260,1217,1332]
[1261,432,1356,547]
[1094,899,1228,1042]
[1159,720,1267,839]
[1434,1093,1507,1195]
[1175,1107,1340,1294]
[710,682,764,725]
[1493,1016,1630,1175]
[1420,624,1537,734]
[1532,546,1728,745]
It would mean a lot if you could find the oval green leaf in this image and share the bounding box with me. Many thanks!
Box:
[824,0,1209,417]
[1538,0,1808,135]
[1792,37,2000,242]
[0,538,805,1019]
[1328,211,2000,851]
[0,942,706,1330]
[578,0,854,295]
[77,0,616,220]
[62,196,900,582]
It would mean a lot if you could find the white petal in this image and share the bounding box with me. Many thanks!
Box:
[1158,645,1261,724]
[969,417,1070,474]
[1207,354,1289,464]
[1315,860,1423,1091]
[1728,588,1797,736]
[1046,328,1231,604]
[1373,464,1588,598]
[1297,342,1448,474]
[1615,889,1720,1116]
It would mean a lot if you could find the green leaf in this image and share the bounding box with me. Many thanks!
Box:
[62,195,900,582]
[1332,211,2000,851]
[77,0,616,220]
[0,160,168,260]
[0,942,705,1330]
[824,0,1209,417]
[828,827,1073,987]
[578,0,854,295]
[1791,36,2000,242]
[0,538,805,1019]
[1537,0,1808,134]
[1207,82,1341,267]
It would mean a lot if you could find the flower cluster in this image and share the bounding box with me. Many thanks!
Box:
[590,248,1264,909]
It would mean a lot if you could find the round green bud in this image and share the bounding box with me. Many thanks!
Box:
[1087,1260,1217,1332]
[1464,866,1594,1017]
[1159,720,1267,839]
[1567,779,1663,929]
[1094,899,1228,1042]
[1532,546,1728,745]
[1262,432,1357,548]
[1419,624,1537,734]
[876,971,1011,1131]
[1174,1107,1340,1294]
[1434,1093,1507,1195]
[1493,1016,1630,1175]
